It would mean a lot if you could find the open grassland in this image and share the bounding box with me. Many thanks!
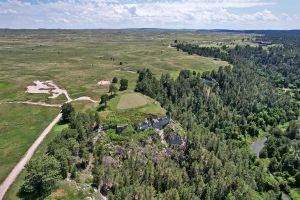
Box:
[0,30,236,103]
[0,104,59,183]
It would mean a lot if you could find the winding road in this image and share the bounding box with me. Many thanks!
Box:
[0,84,98,200]
[0,113,62,200]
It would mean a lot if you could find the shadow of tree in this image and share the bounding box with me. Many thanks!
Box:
[97,104,106,112]
[18,187,49,200]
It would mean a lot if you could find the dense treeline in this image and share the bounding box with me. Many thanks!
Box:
[256,30,300,48]
[260,121,300,191]
[135,66,298,140]
[92,125,270,200]
[21,104,274,199]
[177,39,300,89]
[134,39,300,197]
[20,105,99,199]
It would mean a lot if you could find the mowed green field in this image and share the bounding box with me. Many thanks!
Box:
[105,92,165,125]
[0,104,59,183]
[117,93,148,109]
[0,30,235,103]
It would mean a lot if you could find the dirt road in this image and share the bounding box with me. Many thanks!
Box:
[0,80,98,199]
[0,113,62,200]
[5,101,61,107]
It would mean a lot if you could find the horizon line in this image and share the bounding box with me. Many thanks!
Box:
[0,28,299,31]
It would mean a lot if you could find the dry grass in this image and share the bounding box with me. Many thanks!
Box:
[51,189,67,197]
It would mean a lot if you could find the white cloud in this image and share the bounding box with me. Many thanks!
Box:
[0,0,299,29]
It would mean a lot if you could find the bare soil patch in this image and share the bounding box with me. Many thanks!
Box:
[26,80,71,101]
[97,80,111,86]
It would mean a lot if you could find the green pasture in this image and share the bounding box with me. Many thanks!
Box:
[117,93,148,110]
[0,104,59,183]
[0,30,235,103]
[105,92,165,125]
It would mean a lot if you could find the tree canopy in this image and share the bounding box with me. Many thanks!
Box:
[119,78,128,91]
[21,155,61,199]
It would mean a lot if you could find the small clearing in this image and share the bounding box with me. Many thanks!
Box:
[117,93,148,110]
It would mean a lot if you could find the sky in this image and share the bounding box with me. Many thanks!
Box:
[0,0,299,29]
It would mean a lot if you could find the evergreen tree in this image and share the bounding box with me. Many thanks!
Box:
[100,94,109,107]
[21,155,61,198]
[120,78,128,91]
[61,103,74,122]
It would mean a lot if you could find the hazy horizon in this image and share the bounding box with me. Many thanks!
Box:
[1,0,300,30]
[1,28,299,31]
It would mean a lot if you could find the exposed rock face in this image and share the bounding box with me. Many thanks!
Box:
[163,123,186,147]
[166,134,183,145]
[137,115,171,131]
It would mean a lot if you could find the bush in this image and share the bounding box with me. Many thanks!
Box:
[107,129,125,142]
[119,78,128,91]
[112,77,118,83]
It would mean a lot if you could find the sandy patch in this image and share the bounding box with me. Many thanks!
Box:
[97,80,111,86]
[24,80,98,105]
[26,81,51,94]
[26,80,72,102]
[73,96,97,103]
[168,44,176,48]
